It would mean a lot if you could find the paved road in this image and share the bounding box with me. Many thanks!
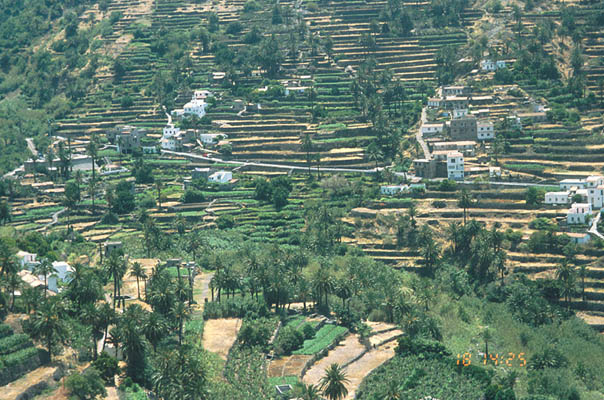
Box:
[589,211,604,240]
[415,107,431,160]
[161,150,378,174]
[25,138,37,157]
[460,180,555,188]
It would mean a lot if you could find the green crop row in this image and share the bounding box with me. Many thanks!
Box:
[0,324,12,339]
[0,334,33,356]
[0,346,39,370]
[293,324,348,355]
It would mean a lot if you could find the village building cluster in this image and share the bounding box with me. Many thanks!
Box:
[545,175,604,226]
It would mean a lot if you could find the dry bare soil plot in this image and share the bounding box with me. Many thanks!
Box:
[343,340,398,400]
[302,334,366,385]
[202,318,241,360]
[268,354,312,378]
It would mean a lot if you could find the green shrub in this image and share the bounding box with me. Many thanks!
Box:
[238,318,274,350]
[181,189,205,203]
[275,326,304,355]
[65,368,107,400]
[204,298,269,319]
[216,214,234,229]
[302,323,315,340]
[395,336,450,358]
[92,352,120,384]
[0,334,32,355]
[0,324,13,339]
[101,212,119,225]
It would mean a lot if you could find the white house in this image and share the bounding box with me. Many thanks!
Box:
[200,133,225,146]
[17,251,38,270]
[284,86,308,96]
[587,185,604,209]
[586,175,604,188]
[567,203,592,225]
[453,109,469,119]
[161,137,177,151]
[193,90,213,100]
[427,98,442,108]
[163,123,181,138]
[481,59,506,72]
[489,167,502,178]
[173,98,207,119]
[380,185,410,195]
[560,178,587,191]
[545,191,571,205]
[477,121,495,140]
[209,170,233,184]
[565,232,592,245]
[45,261,74,293]
[446,151,464,180]
[421,123,444,136]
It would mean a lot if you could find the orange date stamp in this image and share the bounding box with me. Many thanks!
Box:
[456,352,527,367]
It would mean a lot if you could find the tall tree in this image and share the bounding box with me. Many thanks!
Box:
[458,188,473,225]
[35,258,54,298]
[29,298,67,362]
[130,262,147,300]
[319,363,350,400]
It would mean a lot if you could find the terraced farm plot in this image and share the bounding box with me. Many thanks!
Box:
[293,324,349,355]
[202,318,242,360]
[342,340,398,400]
[302,333,365,385]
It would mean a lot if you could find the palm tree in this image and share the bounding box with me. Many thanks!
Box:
[6,272,20,311]
[419,231,440,277]
[482,328,492,359]
[302,133,313,176]
[30,298,67,362]
[578,264,588,302]
[104,252,126,310]
[446,222,461,255]
[383,380,401,400]
[97,302,115,352]
[0,201,11,225]
[87,177,98,215]
[129,262,147,300]
[458,188,473,225]
[171,301,189,346]
[155,180,163,210]
[556,260,577,309]
[145,311,167,352]
[35,258,54,298]
[312,264,334,311]
[320,363,350,400]
[45,147,55,179]
[295,383,321,400]
[87,134,99,188]
[366,142,383,173]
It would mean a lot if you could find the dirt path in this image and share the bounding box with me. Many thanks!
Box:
[105,386,119,400]
[368,329,403,347]
[302,334,366,386]
[202,318,241,360]
[268,354,312,378]
[0,366,56,400]
[343,340,398,400]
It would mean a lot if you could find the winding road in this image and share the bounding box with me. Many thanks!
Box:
[160,149,380,174]
[416,107,431,160]
[589,211,604,240]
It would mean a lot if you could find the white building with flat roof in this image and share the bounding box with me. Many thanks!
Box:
[209,170,233,184]
[545,191,571,205]
[421,123,444,137]
[477,121,495,140]
[380,185,410,195]
[446,151,464,180]
[567,203,592,225]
